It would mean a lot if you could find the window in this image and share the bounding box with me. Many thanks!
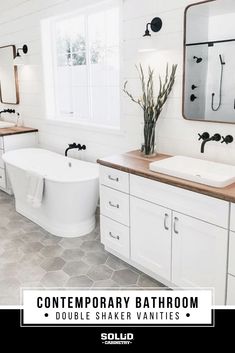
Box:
[42,1,120,129]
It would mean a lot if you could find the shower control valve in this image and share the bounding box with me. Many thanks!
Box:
[198,132,210,141]
[190,94,198,102]
[221,135,234,144]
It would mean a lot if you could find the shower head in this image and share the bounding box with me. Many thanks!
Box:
[193,56,203,63]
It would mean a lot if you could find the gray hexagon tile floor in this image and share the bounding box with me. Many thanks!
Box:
[0,190,164,305]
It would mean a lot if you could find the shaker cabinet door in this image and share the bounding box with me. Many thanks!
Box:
[130,196,171,281]
[172,212,228,305]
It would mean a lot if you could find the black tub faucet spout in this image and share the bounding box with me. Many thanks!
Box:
[0,109,16,116]
[65,143,86,157]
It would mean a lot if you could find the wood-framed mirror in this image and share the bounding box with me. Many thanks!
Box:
[183,0,235,123]
[0,45,19,104]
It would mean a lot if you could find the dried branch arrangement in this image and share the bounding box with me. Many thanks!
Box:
[123,64,177,155]
[123,63,177,123]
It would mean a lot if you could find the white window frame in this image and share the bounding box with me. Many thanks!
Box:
[41,0,123,132]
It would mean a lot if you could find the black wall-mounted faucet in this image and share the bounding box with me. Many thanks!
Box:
[65,143,86,157]
[0,109,15,115]
[200,133,221,153]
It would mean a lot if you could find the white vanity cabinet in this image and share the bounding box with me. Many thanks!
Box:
[130,174,228,304]
[99,165,229,305]
[0,132,38,193]
[130,192,227,304]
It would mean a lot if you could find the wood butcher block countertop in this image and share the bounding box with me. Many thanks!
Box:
[97,150,235,204]
[0,126,38,137]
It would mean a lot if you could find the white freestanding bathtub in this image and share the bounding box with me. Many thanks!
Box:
[3,148,99,238]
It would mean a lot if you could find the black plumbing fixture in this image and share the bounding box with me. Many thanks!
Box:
[219,54,226,65]
[221,135,233,144]
[200,133,221,153]
[191,84,198,90]
[211,54,225,111]
[198,132,210,141]
[65,143,86,157]
[0,109,15,115]
[193,56,203,63]
[190,94,197,102]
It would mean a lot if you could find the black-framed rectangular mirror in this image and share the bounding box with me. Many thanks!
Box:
[0,45,19,104]
[183,0,235,123]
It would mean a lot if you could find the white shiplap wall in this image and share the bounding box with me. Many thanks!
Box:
[1,0,235,165]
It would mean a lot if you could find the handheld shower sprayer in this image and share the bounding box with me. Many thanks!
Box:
[211,54,225,111]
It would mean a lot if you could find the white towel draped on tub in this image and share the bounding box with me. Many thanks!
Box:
[26,171,45,208]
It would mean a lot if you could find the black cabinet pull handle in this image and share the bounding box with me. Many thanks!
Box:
[109,201,120,209]
[164,213,169,231]
[108,175,119,182]
[174,217,179,235]
[109,232,120,240]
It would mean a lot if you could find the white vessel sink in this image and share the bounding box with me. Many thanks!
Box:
[0,121,15,128]
[149,156,235,188]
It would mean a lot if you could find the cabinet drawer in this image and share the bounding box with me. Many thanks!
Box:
[130,174,229,228]
[229,231,235,276]
[230,204,235,231]
[100,185,129,226]
[0,150,4,169]
[0,168,6,189]
[100,215,130,258]
[227,275,235,305]
[100,166,129,193]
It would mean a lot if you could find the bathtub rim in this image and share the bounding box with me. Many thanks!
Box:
[3,148,99,184]
[4,162,99,184]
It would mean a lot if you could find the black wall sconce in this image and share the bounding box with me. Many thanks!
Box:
[143,17,163,37]
[14,44,28,65]
[15,44,28,57]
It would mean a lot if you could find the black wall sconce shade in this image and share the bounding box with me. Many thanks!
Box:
[15,44,28,58]
[143,17,162,37]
